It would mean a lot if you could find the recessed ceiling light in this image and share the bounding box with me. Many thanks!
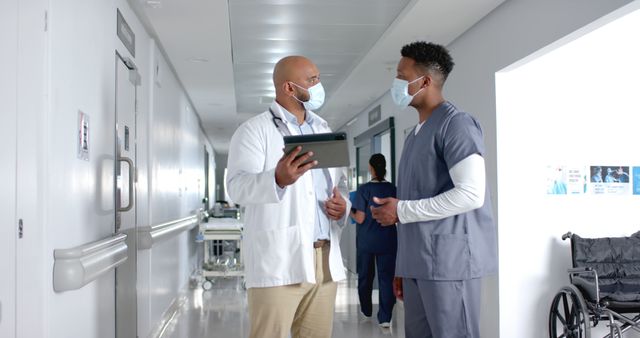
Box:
[146,0,162,8]
[188,57,210,63]
[266,48,289,54]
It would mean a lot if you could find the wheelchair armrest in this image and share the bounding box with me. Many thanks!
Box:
[568,267,600,302]
[568,267,593,273]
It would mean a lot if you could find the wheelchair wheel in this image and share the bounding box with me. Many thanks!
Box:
[202,279,213,291]
[549,285,591,338]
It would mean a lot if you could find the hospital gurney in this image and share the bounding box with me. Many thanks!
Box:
[199,217,244,290]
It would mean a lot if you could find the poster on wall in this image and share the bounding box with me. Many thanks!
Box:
[633,167,640,195]
[546,166,586,195]
[77,110,89,161]
[589,165,630,195]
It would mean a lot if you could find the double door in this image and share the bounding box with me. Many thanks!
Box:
[342,117,395,274]
[355,117,395,186]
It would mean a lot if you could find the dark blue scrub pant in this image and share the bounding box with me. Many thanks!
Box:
[403,278,481,338]
[357,251,396,323]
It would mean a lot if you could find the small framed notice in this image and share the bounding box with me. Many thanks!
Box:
[77,110,90,161]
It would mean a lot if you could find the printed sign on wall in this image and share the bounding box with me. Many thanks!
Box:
[546,166,586,195]
[546,165,637,196]
[633,167,640,195]
[588,165,630,195]
[77,110,89,161]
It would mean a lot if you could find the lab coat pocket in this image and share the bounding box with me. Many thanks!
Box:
[252,225,303,281]
[432,234,471,280]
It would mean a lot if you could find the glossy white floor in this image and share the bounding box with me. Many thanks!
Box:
[160,274,405,338]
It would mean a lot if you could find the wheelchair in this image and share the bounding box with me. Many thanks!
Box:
[549,231,640,338]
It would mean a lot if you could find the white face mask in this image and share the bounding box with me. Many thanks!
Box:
[291,82,325,111]
[390,76,424,108]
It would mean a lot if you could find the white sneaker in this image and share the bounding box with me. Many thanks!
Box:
[379,322,391,328]
[360,313,372,323]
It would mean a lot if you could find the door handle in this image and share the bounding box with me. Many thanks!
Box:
[118,156,134,212]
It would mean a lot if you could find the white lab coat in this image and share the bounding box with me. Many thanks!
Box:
[226,101,350,289]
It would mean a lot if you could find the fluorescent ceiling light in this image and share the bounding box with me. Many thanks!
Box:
[188,57,210,63]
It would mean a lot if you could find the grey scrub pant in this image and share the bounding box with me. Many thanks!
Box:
[403,278,481,338]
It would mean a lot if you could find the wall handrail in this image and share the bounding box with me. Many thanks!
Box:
[138,212,200,250]
[53,233,128,292]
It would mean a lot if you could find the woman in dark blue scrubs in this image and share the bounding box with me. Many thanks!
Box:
[350,153,397,327]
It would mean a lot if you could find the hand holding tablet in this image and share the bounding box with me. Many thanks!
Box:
[283,132,349,169]
[274,146,317,188]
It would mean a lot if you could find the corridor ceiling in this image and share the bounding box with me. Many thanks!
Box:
[130,0,505,153]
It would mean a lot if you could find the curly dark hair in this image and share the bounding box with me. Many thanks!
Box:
[401,41,454,84]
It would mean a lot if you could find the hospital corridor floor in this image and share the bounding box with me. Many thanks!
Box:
[160,274,405,338]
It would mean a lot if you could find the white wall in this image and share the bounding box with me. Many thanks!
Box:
[45,1,139,336]
[0,0,18,336]
[30,0,215,337]
[337,0,634,336]
[442,0,632,335]
[139,41,213,337]
[15,0,48,336]
[496,2,640,336]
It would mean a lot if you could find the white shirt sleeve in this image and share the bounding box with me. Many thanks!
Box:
[275,183,287,199]
[397,154,485,224]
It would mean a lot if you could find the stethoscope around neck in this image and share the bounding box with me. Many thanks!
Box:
[268,108,289,136]
[268,107,332,181]
[269,107,318,136]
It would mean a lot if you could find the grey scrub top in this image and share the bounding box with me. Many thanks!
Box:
[396,101,497,281]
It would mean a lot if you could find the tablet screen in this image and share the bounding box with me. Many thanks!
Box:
[283,132,349,168]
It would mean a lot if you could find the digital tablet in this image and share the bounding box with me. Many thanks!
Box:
[283,132,349,169]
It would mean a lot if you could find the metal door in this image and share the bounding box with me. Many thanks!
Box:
[0,0,18,334]
[354,117,395,186]
[347,118,396,276]
[114,53,139,338]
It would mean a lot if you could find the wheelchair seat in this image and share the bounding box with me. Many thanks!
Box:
[571,232,640,310]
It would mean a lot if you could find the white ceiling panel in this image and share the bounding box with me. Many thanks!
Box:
[229,0,412,116]
[130,0,505,153]
[322,0,507,130]
[129,0,237,154]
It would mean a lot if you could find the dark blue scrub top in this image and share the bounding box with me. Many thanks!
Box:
[351,181,397,254]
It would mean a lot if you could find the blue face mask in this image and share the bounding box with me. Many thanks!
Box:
[291,82,325,111]
[390,76,424,108]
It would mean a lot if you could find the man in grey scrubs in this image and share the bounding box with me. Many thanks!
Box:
[371,41,497,338]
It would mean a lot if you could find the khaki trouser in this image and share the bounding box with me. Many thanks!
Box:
[247,244,338,338]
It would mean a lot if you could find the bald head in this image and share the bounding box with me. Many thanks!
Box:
[273,56,320,96]
[273,56,312,86]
